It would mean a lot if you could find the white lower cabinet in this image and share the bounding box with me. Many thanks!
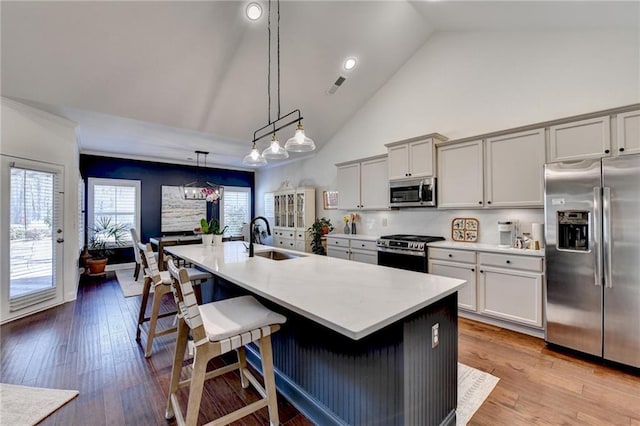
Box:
[430,261,477,311]
[428,246,544,332]
[327,236,378,264]
[478,267,543,328]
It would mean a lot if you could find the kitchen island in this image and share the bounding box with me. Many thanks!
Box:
[165,242,466,426]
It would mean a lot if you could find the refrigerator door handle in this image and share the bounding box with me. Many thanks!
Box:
[593,187,603,287]
[603,186,613,288]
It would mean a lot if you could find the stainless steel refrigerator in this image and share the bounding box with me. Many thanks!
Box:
[545,154,640,368]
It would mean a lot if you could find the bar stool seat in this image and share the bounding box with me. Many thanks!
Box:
[136,242,213,357]
[165,257,286,426]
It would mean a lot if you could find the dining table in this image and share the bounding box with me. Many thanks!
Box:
[149,234,202,270]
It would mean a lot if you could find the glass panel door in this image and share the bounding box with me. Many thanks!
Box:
[2,156,64,320]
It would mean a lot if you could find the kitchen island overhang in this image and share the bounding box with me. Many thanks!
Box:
[165,242,466,425]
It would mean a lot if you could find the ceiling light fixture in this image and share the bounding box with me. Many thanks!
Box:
[181,150,223,201]
[246,2,262,20]
[243,0,315,167]
[343,57,357,71]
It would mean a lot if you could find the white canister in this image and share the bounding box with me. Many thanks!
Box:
[531,223,544,248]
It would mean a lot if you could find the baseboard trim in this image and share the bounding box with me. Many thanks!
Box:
[459,310,544,339]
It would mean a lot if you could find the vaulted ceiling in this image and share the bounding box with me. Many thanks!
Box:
[2,1,637,169]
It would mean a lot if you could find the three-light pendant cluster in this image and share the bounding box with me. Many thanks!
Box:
[242,0,315,167]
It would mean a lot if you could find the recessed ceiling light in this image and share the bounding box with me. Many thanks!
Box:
[343,57,357,71]
[246,2,262,21]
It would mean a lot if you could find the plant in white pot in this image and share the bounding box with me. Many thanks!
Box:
[86,216,128,275]
[199,218,228,246]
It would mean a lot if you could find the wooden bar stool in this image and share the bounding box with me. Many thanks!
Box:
[136,242,212,358]
[164,257,286,426]
[130,228,157,281]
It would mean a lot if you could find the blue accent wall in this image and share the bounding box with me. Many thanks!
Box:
[80,154,254,263]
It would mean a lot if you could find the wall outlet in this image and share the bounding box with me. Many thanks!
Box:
[432,323,439,348]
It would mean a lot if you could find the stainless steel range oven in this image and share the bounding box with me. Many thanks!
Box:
[376,234,445,273]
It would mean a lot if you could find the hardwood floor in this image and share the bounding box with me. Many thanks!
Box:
[2,274,639,425]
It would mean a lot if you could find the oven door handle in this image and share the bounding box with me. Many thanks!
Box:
[377,246,426,257]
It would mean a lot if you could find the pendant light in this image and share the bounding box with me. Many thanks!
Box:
[284,123,315,152]
[181,151,223,201]
[242,142,267,167]
[262,133,289,159]
[243,0,315,167]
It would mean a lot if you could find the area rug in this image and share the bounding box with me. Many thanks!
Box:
[457,363,499,425]
[0,383,79,425]
[115,268,150,298]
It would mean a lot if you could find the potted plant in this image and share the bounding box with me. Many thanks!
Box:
[200,218,228,246]
[308,217,333,255]
[86,216,128,275]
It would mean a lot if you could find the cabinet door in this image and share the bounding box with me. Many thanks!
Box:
[548,116,611,162]
[437,140,484,208]
[485,129,545,207]
[408,138,434,178]
[294,240,307,253]
[360,157,389,210]
[617,110,640,156]
[327,247,350,260]
[350,250,377,265]
[337,163,361,210]
[478,267,543,328]
[429,261,477,311]
[388,144,409,180]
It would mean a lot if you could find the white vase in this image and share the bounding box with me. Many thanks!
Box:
[213,235,223,246]
[202,234,213,245]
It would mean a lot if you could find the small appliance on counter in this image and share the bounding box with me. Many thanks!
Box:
[497,220,515,248]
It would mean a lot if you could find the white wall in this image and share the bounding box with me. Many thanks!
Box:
[1,97,80,316]
[256,29,639,243]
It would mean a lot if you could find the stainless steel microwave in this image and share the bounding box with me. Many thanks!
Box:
[389,177,436,207]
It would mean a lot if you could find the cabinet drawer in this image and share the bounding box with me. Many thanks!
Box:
[478,252,543,272]
[274,236,296,249]
[273,228,295,238]
[429,248,475,264]
[295,229,306,240]
[327,237,349,248]
[350,239,377,251]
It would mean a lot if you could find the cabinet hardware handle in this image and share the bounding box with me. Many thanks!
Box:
[408,173,412,176]
[471,268,475,272]
[487,201,492,204]
[362,244,365,247]
[478,201,482,205]
[506,260,511,264]
[480,270,484,273]
[605,149,610,154]
[620,148,625,152]
[448,254,453,258]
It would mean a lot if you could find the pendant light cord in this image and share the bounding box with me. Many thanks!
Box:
[277,0,281,120]
[267,0,271,124]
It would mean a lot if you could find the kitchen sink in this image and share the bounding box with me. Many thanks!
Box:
[254,250,306,261]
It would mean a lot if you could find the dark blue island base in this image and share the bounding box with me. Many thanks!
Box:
[210,279,458,426]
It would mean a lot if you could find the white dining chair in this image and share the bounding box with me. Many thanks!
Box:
[136,242,212,358]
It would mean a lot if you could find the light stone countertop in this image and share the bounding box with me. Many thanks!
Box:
[165,241,465,340]
[428,240,545,257]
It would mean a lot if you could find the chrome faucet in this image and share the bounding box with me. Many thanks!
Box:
[248,216,271,257]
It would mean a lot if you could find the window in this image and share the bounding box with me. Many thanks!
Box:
[87,178,140,247]
[220,187,251,237]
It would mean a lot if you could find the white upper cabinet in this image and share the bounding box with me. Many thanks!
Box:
[485,129,545,207]
[336,155,388,210]
[548,116,611,162]
[386,134,447,181]
[437,140,484,208]
[336,162,361,210]
[616,110,640,156]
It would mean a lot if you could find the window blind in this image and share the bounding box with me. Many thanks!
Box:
[88,178,140,247]
[222,188,251,236]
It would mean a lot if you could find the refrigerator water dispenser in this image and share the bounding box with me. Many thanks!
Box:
[557,211,589,251]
